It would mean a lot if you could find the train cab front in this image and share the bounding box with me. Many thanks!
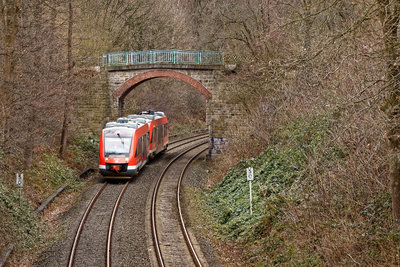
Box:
[99,127,137,178]
[100,158,138,178]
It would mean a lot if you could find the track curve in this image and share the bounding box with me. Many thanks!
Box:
[151,141,209,266]
[67,134,209,267]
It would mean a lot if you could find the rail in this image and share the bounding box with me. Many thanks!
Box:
[177,147,208,266]
[68,183,108,267]
[151,141,208,266]
[102,50,224,67]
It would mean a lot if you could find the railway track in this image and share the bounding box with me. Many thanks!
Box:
[151,141,209,267]
[67,134,209,267]
[167,133,208,151]
[67,181,131,267]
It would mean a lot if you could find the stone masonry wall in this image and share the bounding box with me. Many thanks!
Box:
[106,66,245,155]
[107,68,223,132]
[73,70,112,137]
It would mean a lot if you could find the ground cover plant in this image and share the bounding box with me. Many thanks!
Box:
[0,136,98,264]
[0,182,42,258]
[204,111,400,265]
[2,0,400,266]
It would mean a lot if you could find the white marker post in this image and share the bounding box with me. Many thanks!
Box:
[16,173,24,187]
[246,167,254,216]
[16,173,24,206]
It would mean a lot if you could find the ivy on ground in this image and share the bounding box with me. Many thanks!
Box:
[203,113,341,264]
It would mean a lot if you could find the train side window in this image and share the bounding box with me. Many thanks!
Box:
[135,137,139,157]
[158,126,162,143]
[136,136,143,158]
[144,133,149,154]
[142,135,146,155]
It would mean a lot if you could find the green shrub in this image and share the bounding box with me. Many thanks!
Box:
[27,152,84,199]
[71,136,98,156]
[68,136,99,169]
[0,182,42,253]
[203,112,341,264]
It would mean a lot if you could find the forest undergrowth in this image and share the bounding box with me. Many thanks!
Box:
[0,136,98,264]
[2,0,400,266]
[0,121,202,265]
[203,102,399,265]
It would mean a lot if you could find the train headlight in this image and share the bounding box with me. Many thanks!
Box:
[125,157,129,162]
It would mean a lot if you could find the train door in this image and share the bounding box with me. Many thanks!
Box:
[143,132,149,161]
[163,124,168,148]
[158,126,163,151]
[161,125,164,144]
[151,125,156,151]
[154,126,159,152]
[135,136,143,166]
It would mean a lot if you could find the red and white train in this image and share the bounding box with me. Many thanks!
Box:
[99,111,168,178]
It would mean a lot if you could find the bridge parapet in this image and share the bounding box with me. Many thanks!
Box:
[102,49,224,67]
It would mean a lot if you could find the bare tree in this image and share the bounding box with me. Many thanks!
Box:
[16,0,69,167]
[0,0,73,168]
[59,0,74,157]
[376,0,400,224]
[0,0,20,145]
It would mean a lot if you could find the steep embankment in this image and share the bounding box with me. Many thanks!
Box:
[201,112,397,266]
[0,137,98,265]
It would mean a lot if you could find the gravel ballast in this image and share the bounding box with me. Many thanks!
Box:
[34,148,219,266]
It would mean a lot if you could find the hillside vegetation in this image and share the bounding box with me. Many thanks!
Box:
[203,112,396,265]
[0,138,98,264]
[194,1,400,265]
[1,0,400,265]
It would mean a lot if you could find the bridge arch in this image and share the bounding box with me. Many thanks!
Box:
[101,49,235,156]
[113,69,212,100]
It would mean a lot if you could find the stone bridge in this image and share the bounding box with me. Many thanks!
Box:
[76,50,242,155]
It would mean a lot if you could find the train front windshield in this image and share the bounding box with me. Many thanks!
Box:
[103,128,134,158]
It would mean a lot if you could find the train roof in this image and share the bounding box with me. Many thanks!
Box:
[127,114,164,120]
[104,111,166,131]
[126,118,150,124]
[105,121,140,129]
[138,110,166,119]
[116,117,148,125]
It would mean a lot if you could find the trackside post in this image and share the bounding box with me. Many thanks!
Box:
[16,173,23,206]
[246,167,254,216]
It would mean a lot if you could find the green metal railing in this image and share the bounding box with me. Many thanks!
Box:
[102,49,224,66]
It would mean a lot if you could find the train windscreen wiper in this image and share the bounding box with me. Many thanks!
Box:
[117,133,125,145]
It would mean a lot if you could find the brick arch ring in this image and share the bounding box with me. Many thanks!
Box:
[112,69,212,100]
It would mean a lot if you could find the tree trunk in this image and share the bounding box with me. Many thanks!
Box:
[59,0,74,157]
[0,0,20,145]
[390,146,400,223]
[23,120,35,169]
[59,101,70,156]
[377,0,400,225]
